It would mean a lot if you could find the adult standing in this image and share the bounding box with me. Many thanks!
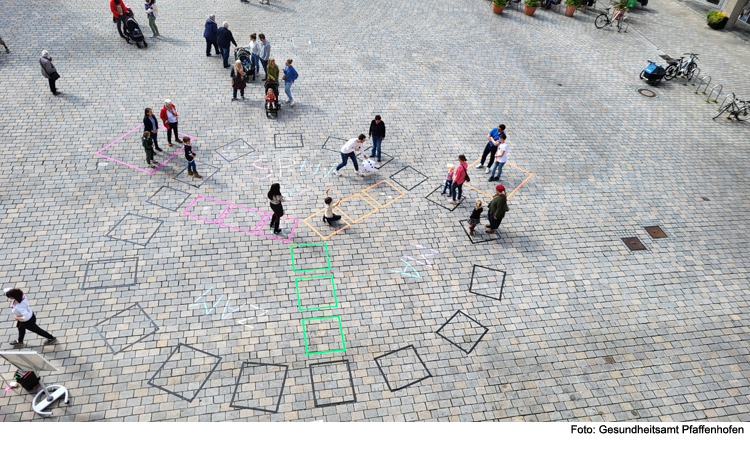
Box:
[449,154,469,204]
[159,100,180,146]
[283,59,298,107]
[266,58,279,83]
[486,185,508,233]
[368,115,386,162]
[477,123,506,172]
[143,108,163,152]
[203,15,219,57]
[488,135,507,182]
[267,183,285,234]
[231,60,246,101]
[334,134,368,177]
[258,34,271,80]
[110,0,128,40]
[145,0,159,38]
[5,288,57,347]
[248,33,260,76]
[217,22,237,68]
[39,50,60,96]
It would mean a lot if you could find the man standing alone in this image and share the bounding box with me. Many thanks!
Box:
[368,115,386,162]
[258,34,271,80]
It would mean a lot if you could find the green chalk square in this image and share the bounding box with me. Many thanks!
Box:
[295,275,338,312]
[290,242,331,272]
[301,315,346,355]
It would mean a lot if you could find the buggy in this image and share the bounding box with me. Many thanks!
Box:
[233,47,256,82]
[640,60,665,86]
[264,80,280,118]
[123,10,147,48]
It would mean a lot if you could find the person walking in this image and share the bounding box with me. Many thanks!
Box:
[145,0,159,38]
[39,50,60,96]
[143,108,163,152]
[110,0,128,39]
[258,34,271,80]
[477,124,506,172]
[231,60,246,101]
[217,22,237,68]
[248,33,260,76]
[204,15,219,57]
[5,288,57,347]
[488,135,507,182]
[282,59,298,107]
[486,185,508,233]
[334,134,368,177]
[159,100,180,146]
[368,115,386,162]
[449,154,469,204]
[267,183,285,234]
[142,131,157,168]
[0,35,10,53]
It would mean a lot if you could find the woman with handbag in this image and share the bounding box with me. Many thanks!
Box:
[230,60,246,101]
[39,50,60,96]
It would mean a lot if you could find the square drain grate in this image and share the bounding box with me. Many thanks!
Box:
[644,226,667,238]
[621,237,646,251]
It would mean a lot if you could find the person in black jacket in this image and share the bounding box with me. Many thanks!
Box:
[217,22,237,68]
[368,115,386,162]
[143,108,163,152]
[204,15,219,56]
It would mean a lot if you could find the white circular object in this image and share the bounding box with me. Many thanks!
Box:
[361,159,376,173]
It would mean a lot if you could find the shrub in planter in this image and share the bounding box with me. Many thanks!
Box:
[707,11,728,29]
[493,0,507,14]
[525,0,540,16]
[565,0,582,16]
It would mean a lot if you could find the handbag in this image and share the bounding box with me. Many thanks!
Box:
[41,60,60,80]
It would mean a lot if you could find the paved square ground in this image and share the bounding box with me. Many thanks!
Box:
[1,0,750,422]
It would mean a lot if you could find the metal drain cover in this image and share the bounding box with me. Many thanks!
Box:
[644,226,667,238]
[638,89,656,98]
[622,237,646,251]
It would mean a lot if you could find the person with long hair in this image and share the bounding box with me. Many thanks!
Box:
[143,107,163,152]
[6,288,57,347]
[231,59,246,101]
[267,183,285,234]
[145,0,159,38]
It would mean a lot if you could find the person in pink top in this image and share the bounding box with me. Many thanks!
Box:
[449,155,469,204]
[441,164,454,195]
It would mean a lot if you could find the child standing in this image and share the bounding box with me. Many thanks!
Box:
[184,137,202,178]
[441,164,454,195]
[488,135,507,182]
[142,131,156,167]
[266,88,277,109]
[268,183,284,234]
[323,188,343,225]
[468,200,483,235]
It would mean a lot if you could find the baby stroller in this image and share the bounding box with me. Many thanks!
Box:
[640,60,665,86]
[264,80,280,119]
[233,47,256,82]
[123,10,147,48]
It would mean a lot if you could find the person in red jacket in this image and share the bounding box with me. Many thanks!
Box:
[110,0,128,39]
[159,100,180,146]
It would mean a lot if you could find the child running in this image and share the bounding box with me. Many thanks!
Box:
[266,88,277,109]
[322,188,343,225]
[468,200,483,235]
[442,164,455,195]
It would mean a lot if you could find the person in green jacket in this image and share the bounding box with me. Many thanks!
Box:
[486,184,507,233]
[266,58,280,83]
[142,131,156,168]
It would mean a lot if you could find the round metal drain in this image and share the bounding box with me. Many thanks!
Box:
[638,88,657,98]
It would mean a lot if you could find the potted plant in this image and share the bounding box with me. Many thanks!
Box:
[707,11,728,29]
[565,0,582,16]
[525,0,540,16]
[613,1,627,20]
[493,0,507,14]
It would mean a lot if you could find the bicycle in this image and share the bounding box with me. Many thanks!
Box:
[713,94,750,121]
[664,53,698,81]
[595,6,628,32]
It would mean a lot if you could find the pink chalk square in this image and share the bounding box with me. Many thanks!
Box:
[217,206,270,234]
[96,123,194,174]
[182,195,232,224]
[256,216,300,243]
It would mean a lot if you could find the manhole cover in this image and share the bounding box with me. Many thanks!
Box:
[644,226,667,238]
[638,89,656,98]
[621,237,646,251]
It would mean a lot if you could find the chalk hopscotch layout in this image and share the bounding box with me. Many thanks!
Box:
[182,195,299,243]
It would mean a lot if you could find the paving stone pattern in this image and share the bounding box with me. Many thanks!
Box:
[0,0,749,422]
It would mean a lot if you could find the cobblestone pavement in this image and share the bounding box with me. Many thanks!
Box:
[0,0,749,422]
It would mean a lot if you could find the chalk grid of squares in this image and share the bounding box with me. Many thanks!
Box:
[105,213,164,247]
[147,343,222,403]
[93,302,159,354]
[309,359,357,408]
[435,310,489,355]
[80,256,139,290]
[374,345,432,392]
[229,362,289,413]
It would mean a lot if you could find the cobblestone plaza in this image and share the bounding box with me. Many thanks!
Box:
[0,0,749,422]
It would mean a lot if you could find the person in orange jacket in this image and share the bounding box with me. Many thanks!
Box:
[110,0,129,39]
[159,100,180,146]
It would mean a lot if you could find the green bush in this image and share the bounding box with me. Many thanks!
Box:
[525,0,540,6]
[494,0,507,6]
[565,0,582,6]
[615,1,628,8]
[707,11,727,24]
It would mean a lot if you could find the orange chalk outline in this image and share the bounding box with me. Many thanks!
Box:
[302,208,352,240]
[335,193,380,224]
[362,179,406,207]
[466,157,533,200]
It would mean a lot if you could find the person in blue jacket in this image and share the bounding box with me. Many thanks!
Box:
[203,15,219,57]
[217,22,237,68]
[283,59,298,107]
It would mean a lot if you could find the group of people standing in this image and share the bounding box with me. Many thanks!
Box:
[140,100,201,177]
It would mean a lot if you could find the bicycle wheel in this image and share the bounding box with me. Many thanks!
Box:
[664,64,678,81]
[686,62,697,80]
[595,14,608,29]
[713,103,731,120]
[616,15,624,31]
[736,106,750,122]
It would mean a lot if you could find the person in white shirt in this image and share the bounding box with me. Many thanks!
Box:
[248,33,260,75]
[5,288,57,347]
[334,134,368,176]
[488,135,508,182]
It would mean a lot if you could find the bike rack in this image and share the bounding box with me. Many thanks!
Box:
[717,92,734,109]
[708,85,724,104]
[695,76,712,95]
[686,67,700,85]
[621,16,630,33]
